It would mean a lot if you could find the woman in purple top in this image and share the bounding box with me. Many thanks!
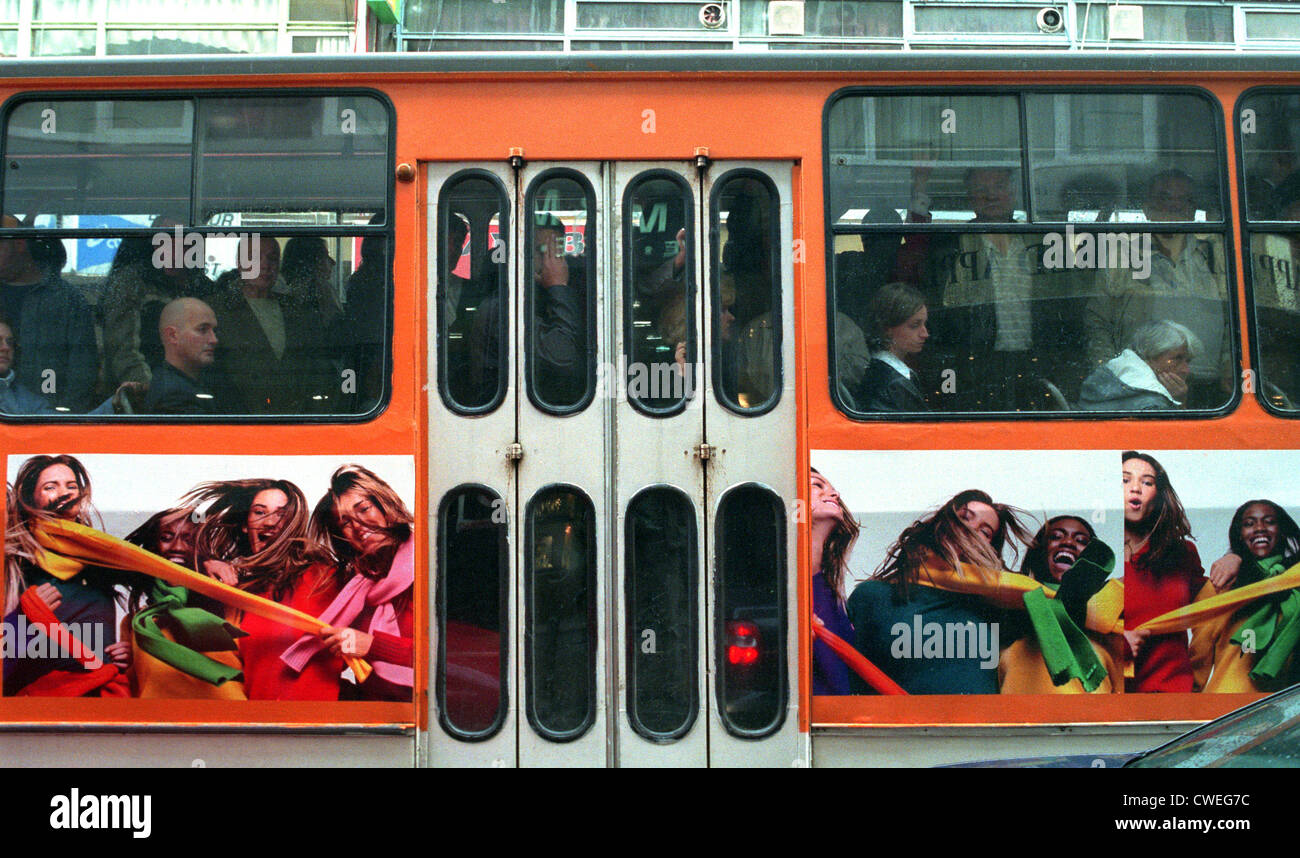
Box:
[810,468,860,695]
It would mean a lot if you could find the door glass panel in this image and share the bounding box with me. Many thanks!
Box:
[716,484,787,738]
[438,485,508,740]
[623,171,695,414]
[525,171,595,413]
[625,486,698,741]
[712,171,781,412]
[525,485,597,741]
[439,172,509,412]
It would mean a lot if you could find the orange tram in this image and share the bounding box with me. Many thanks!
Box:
[0,52,1298,766]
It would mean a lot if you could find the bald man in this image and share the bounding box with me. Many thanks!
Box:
[142,297,222,414]
[0,213,99,411]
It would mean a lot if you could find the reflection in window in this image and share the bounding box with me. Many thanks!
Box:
[713,172,780,412]
[624,173,694,414]
[438,486,508,740]
[525,172,594,412]
[439,174,508,412]
[716,484,786,738]
[3,99,194,223]
[827,90,1231,416]
[525,486,597,741]
[625,487,697,741]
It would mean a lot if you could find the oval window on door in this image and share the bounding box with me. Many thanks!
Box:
[524,171,596,414]
[437,485,508,741]
[623,171,696,415]
[715,483,788,738]
[625,486,698,742]
[711,170,781,414]
[525,485,597,742]
[438,171,509,414]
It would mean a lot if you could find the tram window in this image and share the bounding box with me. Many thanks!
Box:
[1239,90,1300,412]
[437,485,509,741]
[0,229,384,418]
[716,484,787,738]
[196,95,389,225]
[623,171,694,415]
[524,171,596,413]
[439,173,509,413]
[3,98,194,223]
[826,89,1232,417]
[625,486,698,742]
[712,171,782,413]
[525,485,597,741]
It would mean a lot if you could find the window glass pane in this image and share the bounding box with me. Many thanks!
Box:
[438,486,508,740]
[107,0,278,18]
[105,29,277,54]
[1245,11,1300,42]
[34,0,94,20]
[1239,92,1300,221]
[440,175,508,413]
[1249,230,1300,410]
[289,0,355,23]
[714,173,780,411]
[624,173,693,414]
[3,99,194,223]
[0,31,15,55]
[32,29,98,55]
[1027,93,1224,223]
[827,95,1024,227]
[716,484,786,738]
[525,172,593,412]
[804,1,902,39]
[625,487,697,741]
[576,2,705,29]
[525,486,597,741]
[402,0,564,34]
[196,95,388,225]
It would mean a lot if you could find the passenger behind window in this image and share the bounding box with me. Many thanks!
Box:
[142,297,223,415]
[721,192,776,407]
[856,282,929,413]
[344,216,388,412]
[1250,196,1300,408]
[0,214,99,412]
[281,237,344,337]
[100,217,214,392]
[924,169,1085,411]
[1078,319,1200,411]
[210,234,334,414]
[0,316,136,415]
[1084,170,1229,409]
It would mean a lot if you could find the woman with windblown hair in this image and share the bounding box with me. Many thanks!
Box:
[847,489,1032,694]
[282,465,414,701]
[183,478,343,700]
[810,469,859,695]
[1122,451,1205,692]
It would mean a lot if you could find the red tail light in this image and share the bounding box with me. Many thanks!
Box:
[727,620,760,666]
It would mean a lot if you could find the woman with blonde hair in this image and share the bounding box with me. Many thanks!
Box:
[847,489,1032,694]
[284,464,415,701]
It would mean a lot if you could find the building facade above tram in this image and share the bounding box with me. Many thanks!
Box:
[3,0,1300,58]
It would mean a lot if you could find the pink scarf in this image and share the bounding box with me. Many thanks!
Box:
[281,537,414,687]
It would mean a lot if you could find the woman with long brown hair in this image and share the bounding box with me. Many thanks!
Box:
[847,488,1032,694]
[183,478,343,700]
[1122,451,1205,692]
[810,469,860,695]
[284,465,415,701]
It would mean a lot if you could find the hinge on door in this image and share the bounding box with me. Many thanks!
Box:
[505,442,524,462]
[694,442,715,461]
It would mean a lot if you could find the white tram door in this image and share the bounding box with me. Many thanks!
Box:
[427,160,798,767]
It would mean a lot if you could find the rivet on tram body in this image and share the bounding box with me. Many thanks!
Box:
[395,163,415,183]
[694,147,711,170]
[508,148,526,169]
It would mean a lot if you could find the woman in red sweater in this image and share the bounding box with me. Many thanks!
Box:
[1123,451,1205,692]
[292,465,414,701]
[186,478,344,700]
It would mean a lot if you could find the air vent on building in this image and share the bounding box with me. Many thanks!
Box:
[768,1,805,36]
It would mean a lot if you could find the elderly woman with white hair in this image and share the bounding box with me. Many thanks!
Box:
[1078,320,1202,410]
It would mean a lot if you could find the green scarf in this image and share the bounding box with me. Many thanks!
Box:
[1229,555,1300,690]
[1020,539,1115,692]
[131,580,247,685]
